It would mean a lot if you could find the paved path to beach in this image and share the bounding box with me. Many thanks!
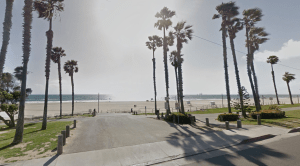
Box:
[64,113,217,154]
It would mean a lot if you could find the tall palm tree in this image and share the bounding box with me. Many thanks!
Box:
[169,50,180,107]
[213,2,238,113]
[51,47,66,118]
[248,26,268,109]
[267,55,280,105]
[282,72,295,105]
[0,0,14,83]
[227,16,246,117]
[154,7,175,116]
[33,0,64,130]
[145,35,162,119]
[12,0,33,144]
[242,8,263,112]
[64,60,78,116]
[169,21,193,114]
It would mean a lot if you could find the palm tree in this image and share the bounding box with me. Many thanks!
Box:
[169,21,193,114]
[267,55,280,105]
[146,35,162,118]
[169,50,180,107]
[242,8,263,112]
[51,47,66,118]
[227,16,246,117]
[33,0,64,130]
[282,72,295,105]
[64,60,78,116]
[0,0,14,83]
[248,26,268,109]
[12,0,33,144]
[154,7,175,116]
[213,2,238,113]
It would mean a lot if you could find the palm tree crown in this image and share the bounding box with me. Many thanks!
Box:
[170,21,193,61]
[145,35,162,52]
[267,55,279,65]
[33,0,64,20]
[64,60,78,76]
[51,47,66,62]
[154,7,175,30]
[282,72,295,83]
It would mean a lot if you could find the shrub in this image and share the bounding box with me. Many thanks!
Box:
[250,110,285,119]
[268,105,281,111]
[218,113,239,121]
[165,113,191,124]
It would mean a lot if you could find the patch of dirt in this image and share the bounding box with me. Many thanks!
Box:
[0,131,9,135]
[9,141,32,151]
[0,147,56,164]
[50,138,57,141]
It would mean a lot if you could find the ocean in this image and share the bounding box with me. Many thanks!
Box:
[25,94,298,103]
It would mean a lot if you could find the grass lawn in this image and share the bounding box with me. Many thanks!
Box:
[191,103,300,115]
[0,121,73,163]
[233,110,300,128]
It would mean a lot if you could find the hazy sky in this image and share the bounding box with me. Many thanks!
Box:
[0,0,300,101]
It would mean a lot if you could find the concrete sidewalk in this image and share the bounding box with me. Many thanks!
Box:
[4,124,295,166]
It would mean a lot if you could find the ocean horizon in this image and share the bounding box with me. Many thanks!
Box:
[25,94,300,103]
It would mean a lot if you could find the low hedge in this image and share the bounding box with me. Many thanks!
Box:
[218,113,239,121]
[250,110,285,119]
[165,113,191,124]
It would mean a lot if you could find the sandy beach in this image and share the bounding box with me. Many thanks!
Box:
[21,97,297,117]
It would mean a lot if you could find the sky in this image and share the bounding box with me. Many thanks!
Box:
[0,0,300,101]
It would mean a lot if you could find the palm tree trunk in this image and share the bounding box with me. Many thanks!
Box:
[42,17,53,130]
[287,82,293,105]
[152,50,158,119]
[175,66,180,108]
[0,0,14,83]
[13,0,32,144]
[163,28,170,116]
[71,74,74,115]
[178,62,184,114]
[247,56,259,112]
[250,56,261,110]
[229,37,245,117]
[58,58,62,118]
[271,65,280,105]
[246,27,259,112]
[221,19,231,113]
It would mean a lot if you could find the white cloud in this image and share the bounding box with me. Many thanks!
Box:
[255,39,300,62]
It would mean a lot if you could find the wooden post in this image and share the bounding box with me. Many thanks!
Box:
[74,120,76,128]
[66,125,70,138]
[237,120,242,128]
[57,135,63,155]
[206,118,209,126]
[61,130,66,146]
[257,114,261,125]
[225,121,229,130]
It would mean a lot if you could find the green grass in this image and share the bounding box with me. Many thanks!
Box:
[0,121,73,162]
[190,104,300,115]
[232,109,300,128]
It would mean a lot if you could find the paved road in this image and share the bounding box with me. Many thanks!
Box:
[64,113,216,154]
[180,134,300,166]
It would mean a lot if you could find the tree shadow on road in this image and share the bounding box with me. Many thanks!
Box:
[164,121,289,165]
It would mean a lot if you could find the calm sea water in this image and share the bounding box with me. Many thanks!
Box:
[26,94,111,103]
[25,94,297,103]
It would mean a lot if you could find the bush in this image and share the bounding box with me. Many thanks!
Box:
[268,105,281,111]
[218,113,239,121]
[165,113,191,124]
[250,110,285,119]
